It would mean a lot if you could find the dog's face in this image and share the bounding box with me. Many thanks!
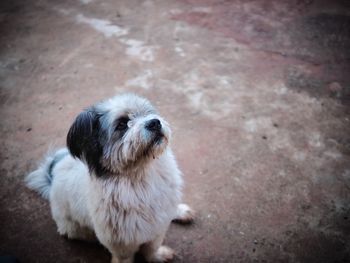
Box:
[67,94,171,176]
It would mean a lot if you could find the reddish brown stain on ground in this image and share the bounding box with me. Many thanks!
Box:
[173,0,350,104]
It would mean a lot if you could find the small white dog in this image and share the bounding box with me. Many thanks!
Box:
[25,94,194,263]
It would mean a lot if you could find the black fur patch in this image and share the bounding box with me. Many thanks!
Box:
[48,151,69,183]
[67,108,107,176]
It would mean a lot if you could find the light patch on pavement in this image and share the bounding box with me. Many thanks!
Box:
[178,70,236,118]
[126,70,153,89]
[167,9,183,16]
[188,91,203,109]
[192,7,212,13]
[74,13,157,62]
[323,150,342,160]
[120,39,157,62]
[74,14,156,62]
[76,14,129,38]
[175,46,186,57]
[292,151,306,161]
[53,7,72,15]
[182,70,203,109]
[84,63,94,68]
[80,0,93,4]
[244,117,273,133]
[308,132,324,148]
[217,76,232,87]
[244,119,258,133]
[274,84,288,95]
[173,21,193,38]
[269,133,295,152]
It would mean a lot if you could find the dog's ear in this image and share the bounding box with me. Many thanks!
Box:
[67,108,103,174]
[67,109,96,158]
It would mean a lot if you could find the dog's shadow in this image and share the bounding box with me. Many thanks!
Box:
[65,219,194,263]
[66,239,153,263]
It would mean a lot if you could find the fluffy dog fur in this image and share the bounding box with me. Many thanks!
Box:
[25,94,194,263]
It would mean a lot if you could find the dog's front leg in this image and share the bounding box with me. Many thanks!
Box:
[140,231,174,262]
[111,256,132,263]
[110,255,133,263]
[108,244,138,263]
[94,228,137,263]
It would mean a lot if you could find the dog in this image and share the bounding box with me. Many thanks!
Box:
[25,93,194,263]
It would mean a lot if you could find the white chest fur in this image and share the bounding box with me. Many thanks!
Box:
[88,151,183,245]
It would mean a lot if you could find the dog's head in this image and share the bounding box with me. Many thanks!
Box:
[67,94,171,176]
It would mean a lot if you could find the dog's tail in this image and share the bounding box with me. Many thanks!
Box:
[25,148,69,199]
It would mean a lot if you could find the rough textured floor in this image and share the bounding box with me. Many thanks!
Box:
[1,0,350,262]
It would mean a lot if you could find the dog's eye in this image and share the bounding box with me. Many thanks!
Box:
[115,117,129,131]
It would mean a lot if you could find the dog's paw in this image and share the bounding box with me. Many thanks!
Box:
[152,246,174,262]
[173,203,195,224]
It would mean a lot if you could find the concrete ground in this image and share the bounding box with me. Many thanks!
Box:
[1,0,350,262]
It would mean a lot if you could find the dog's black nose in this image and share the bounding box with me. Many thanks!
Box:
[145,119,161,131]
